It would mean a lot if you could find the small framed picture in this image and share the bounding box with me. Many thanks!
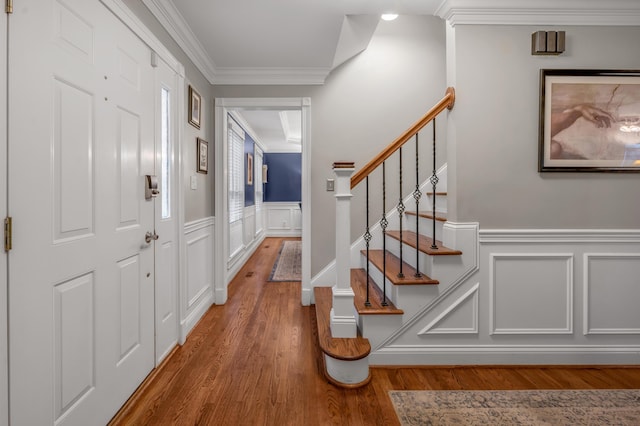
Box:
[197,138,208,174]
[539,69,640,172]
[246,153,253,185]
[188,85,201,129]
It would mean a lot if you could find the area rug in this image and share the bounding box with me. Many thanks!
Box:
[389,389,640,425]
[268,240,302,281]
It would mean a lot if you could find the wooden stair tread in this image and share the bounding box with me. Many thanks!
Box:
[351,268,404,315]
[386,230,462,256]
[313,287,370,361]
[360,250,438,285]
[405,210,447,222]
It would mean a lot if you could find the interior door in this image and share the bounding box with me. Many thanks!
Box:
[8,1,155,424]
[153,56,179,364]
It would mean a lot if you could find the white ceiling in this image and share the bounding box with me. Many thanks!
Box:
[238,110,302,153]
[169,0,441,71]
[141,0,640,149]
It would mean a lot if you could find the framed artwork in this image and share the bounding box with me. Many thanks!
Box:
[188,85,201,129]
[197,138,208,174]
[247,153,253,185]
[539,69,640,172]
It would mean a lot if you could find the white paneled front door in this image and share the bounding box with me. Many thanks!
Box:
[8,1,155,424]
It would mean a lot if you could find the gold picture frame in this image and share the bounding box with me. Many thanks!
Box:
[188,85,201,129]
[246,153,253,185]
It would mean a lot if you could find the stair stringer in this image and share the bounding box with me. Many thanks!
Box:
[367,222,482,365]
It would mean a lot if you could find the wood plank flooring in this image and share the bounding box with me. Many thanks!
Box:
[110,237,640,426]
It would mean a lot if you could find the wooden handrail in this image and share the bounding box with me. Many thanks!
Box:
[350,87,455,189]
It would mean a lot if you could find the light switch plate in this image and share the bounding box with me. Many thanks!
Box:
[326,179,335,191]
[190,175,197,190]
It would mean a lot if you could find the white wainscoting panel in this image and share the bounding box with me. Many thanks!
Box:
[489,254,573,335]
[264,202,301,236]
[370,229,640,365]
[244,205,256,245]
[584,253,640,335]
[182,217,214,342]
[419,283,479,335]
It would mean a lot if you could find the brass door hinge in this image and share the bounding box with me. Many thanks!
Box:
[4,217,12,252]
[5,0,12,14]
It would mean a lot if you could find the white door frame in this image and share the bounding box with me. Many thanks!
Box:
[214,98,312,305]
[1,7,9,426]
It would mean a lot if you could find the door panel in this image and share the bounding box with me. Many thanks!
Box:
[154,58,179,364]
[8,1,154,424]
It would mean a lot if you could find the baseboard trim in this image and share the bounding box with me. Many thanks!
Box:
[370,345,640,366]
[180,289,213,343]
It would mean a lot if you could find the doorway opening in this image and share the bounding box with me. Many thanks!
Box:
[214,98,312,306]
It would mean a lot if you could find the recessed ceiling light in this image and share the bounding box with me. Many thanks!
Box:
[381,13,398,21]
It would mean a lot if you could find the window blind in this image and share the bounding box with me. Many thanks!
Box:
[228,116,244,224]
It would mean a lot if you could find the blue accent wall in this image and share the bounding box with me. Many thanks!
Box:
[263,153,301,202]
[244,134,255,206]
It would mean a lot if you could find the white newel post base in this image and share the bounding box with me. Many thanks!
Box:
[331,162,357,338]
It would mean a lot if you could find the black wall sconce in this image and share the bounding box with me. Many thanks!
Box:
[531,31,565,55]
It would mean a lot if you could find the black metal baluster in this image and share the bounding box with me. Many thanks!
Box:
[364,176,372,307]
[430,120,439,250]
[413,134,422,277]
[397,147,405,278]
[380,161,388,306]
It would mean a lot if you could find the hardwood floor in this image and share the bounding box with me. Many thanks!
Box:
[111,237,640,426]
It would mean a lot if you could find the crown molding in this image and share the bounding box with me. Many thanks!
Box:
[436,0,640,26]
[141,0,217,83]
[214,67,331,85]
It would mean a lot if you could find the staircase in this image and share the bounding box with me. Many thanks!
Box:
[315,88,463,387]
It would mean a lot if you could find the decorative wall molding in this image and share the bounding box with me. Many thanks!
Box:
[140,0,331,85]
[181,217,214,342]
[371,344,640,365]
[370,227,640,365]
[419,283,479,335]
[436,0,640,26]
[583,253,640,335]
[489,254,573,335]
[214,67,331,86]
[141,0,216,83]
[184,216,214,234]
[480,229,640,244]
[264,202,302,237]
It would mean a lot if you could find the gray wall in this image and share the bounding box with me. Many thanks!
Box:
[449,25,640,228]
[214,15,446,276]
[122,0,215,222]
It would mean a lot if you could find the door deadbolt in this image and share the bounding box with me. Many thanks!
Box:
[145,231,159,244]
[145,175,160,200]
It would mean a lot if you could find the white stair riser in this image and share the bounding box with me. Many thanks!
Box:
[425,194,448,212]
[404,215,444,241]
[384,236,434,276]
[360,252,442,320]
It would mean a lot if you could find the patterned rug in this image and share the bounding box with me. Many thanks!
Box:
[268,240,302,281]
[389,389,640,425]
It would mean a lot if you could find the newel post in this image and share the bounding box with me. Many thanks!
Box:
[331,162,357,338]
